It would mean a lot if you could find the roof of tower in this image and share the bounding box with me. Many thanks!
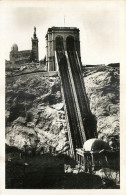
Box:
[45,27,80,38]
[83,138,110,151]
[47,26,79,32]
[12,43,18,48]
[32,26,38,40]
[11,43,18,51]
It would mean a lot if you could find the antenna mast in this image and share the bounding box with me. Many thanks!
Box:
[64,15,65,27]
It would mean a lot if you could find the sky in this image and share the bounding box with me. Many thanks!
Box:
[0,1,125,65]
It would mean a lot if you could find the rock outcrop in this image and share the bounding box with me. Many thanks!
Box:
[6,65,119,152]
[6,73,68,153]
[84,66,119,141]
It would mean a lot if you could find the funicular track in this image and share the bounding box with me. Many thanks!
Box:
[56,47,83,152]
[67,47,95,139]
[55,36,96,157]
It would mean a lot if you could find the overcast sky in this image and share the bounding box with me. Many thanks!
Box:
[0,1,125,65]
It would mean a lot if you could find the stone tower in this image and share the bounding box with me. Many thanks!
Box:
[45,27,97,157]
[31,27,39,62]
[45,27,81,71]
[10,44,18,63]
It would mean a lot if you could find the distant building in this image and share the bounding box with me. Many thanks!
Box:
[5,27,39,66]
[9,44,31,65]
[107,63,120,67]
[31,27,39,62]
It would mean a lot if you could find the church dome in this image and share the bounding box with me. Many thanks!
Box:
[11,43,18,52]
[83,138,110,152]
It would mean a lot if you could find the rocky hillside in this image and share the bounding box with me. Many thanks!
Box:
[5,65,119,152]
[84,66,119,141]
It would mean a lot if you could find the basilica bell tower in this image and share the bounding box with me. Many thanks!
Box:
[31,27,39,62]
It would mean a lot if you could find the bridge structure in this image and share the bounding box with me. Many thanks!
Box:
[45,27,97,158]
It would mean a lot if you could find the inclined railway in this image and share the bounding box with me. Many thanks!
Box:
[56,41,83,151]
[55,36,96,155]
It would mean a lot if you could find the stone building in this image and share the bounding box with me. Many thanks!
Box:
[9,44,31,65]
[31,27,39,62]
[45,27,81,71]
[6,27,39,66]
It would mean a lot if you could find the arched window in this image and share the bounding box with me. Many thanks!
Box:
[55,36,64,52]
[66,36,75,51]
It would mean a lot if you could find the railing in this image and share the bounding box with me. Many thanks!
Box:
[76,148,120,172]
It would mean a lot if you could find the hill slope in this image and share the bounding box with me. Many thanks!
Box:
[5,65,119,152]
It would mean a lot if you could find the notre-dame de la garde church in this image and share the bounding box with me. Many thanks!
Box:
[5,27,39,66]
